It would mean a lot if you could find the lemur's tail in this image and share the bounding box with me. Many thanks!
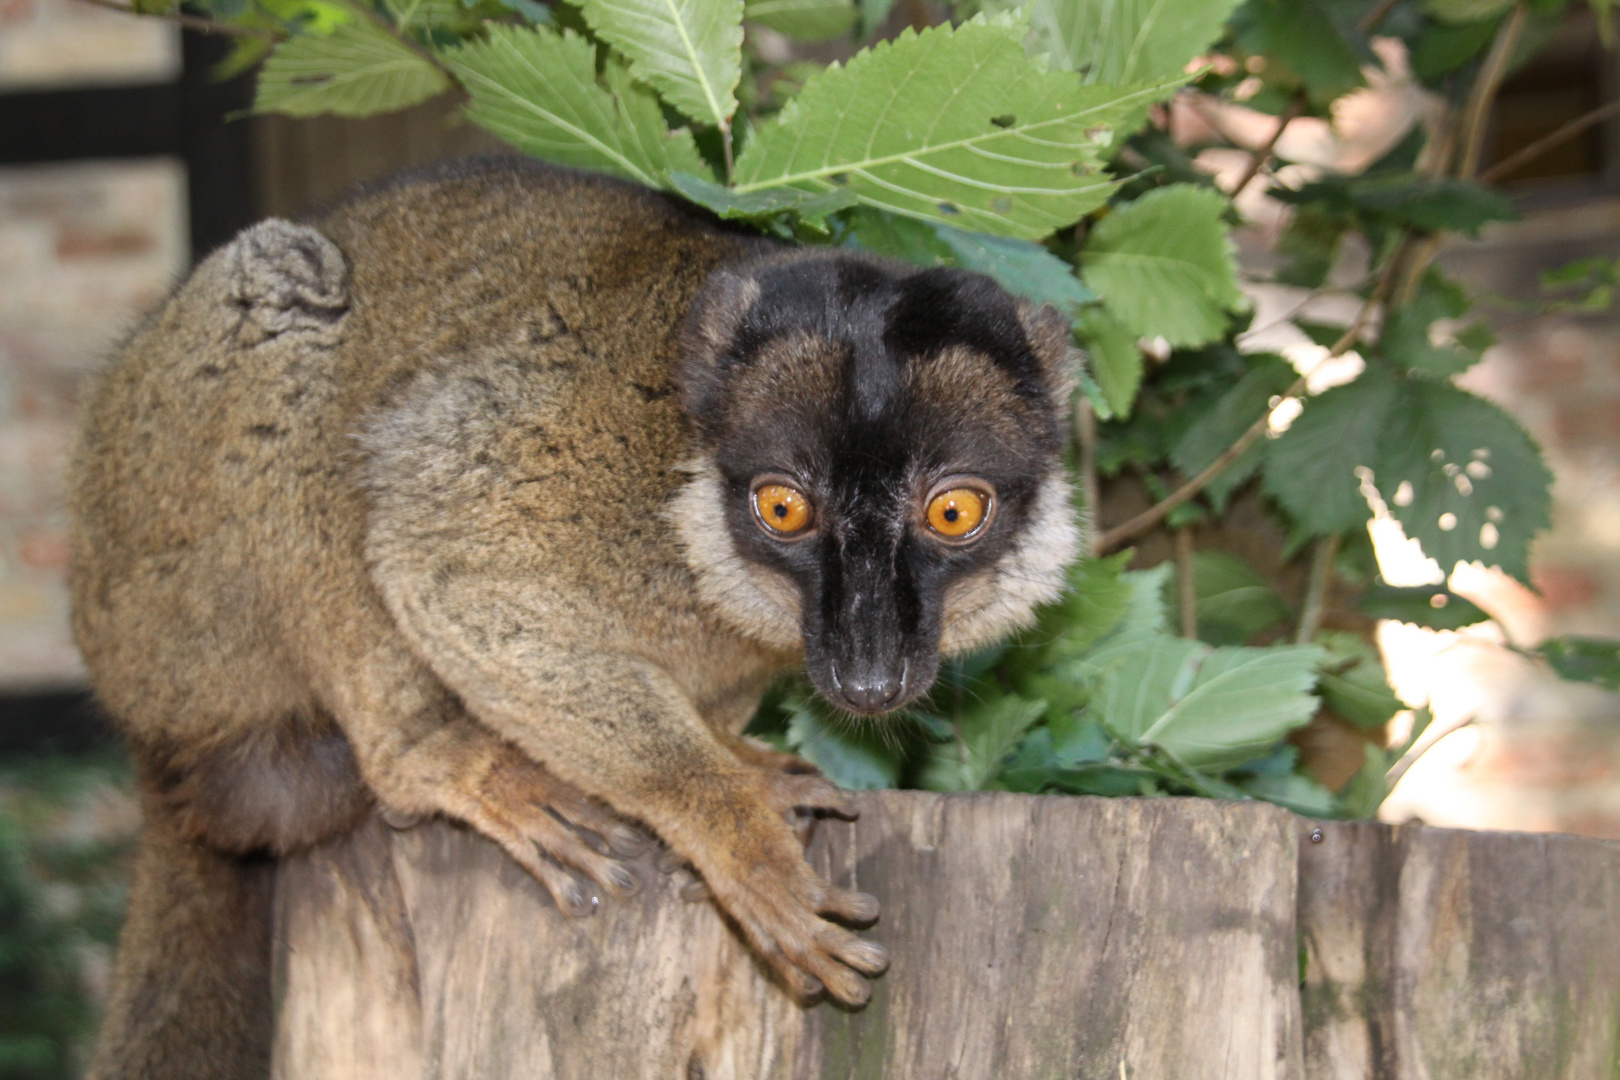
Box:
[88,795,275,1080]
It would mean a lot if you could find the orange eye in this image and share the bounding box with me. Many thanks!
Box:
[926,487,988,539]
[754,484,813,535]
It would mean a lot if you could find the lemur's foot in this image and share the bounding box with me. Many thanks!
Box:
[451,748,646,917]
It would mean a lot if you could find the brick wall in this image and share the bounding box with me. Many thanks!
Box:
[0,158,187,689]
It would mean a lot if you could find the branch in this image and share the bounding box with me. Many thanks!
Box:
[72,0,282,39]
[1480,99,1620,184]
[1176,528,1198,639]
[1357,0,1401,33]
[1455,5,1528,181]
[1097,263,1396,554]
[1294,532,1340,644]
[1230,92,1307,199]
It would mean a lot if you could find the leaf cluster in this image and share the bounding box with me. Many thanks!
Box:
[155,0,1620,813]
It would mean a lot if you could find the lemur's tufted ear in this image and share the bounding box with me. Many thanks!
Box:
[1018,302,1082,412]
[676,266,760,432]
[225,219,349,343]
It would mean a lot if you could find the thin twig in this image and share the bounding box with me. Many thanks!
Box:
[1097,263,1397,554]
[1480,99,1620,183]
[1455,5,1528,181]
[1294,532,1340,644]
[1231,92,1307,199]
[1176,528,1198,639]
[721,122,735,185]
[72,0,282,39]
[1076,397,1101,558]
[1357,0,1401,33]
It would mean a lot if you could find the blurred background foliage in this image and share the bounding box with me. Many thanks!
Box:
[7,0,1620,1070]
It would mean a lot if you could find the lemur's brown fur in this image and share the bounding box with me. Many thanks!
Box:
[71,157,1080,1078]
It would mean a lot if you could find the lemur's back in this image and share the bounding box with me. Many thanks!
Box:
[68,157,760,745]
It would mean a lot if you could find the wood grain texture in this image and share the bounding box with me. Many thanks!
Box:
[271,793,1620,1079]
[1299,820,1620,1080]
[271,792,1302,1079]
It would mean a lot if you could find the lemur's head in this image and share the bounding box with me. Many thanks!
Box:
[672,249,1082,715]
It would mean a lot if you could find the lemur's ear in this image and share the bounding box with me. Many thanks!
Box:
[1019,302,1082,412]
[226,219,349,344]
[677,266,760,433]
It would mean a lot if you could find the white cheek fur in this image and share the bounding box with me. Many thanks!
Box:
[667,455,804,651]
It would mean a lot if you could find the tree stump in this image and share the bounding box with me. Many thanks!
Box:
[269,792,1620,1079]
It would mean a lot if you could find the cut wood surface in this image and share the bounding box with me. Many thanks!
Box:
[269,792,1620,1080]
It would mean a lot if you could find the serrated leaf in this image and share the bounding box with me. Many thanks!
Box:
[574,0,742,129]
[1381,280,1495,379]
[1315,630,1403,728]
[1348,176,1517,235]
[1358,584,1490,630]
[1079,306,1144,417]
[1031,551,1137,659]
[1264,364,1400,536]
[920,696,1048,790]
[445,26,714,187]
[1375,381,1551,582]
[1536,636,1620,691]
[746,0,857,40]
[784,700,903,788]
[840,208,1095,312]
[935,224,1095,313]
[1277,204,1348,289]
[1080,184,1246,347]
[255,19,450,117]
[1232,0,1364,104]
[1093,637,1325,770]
[734,13,1184,239]
[1018,0,1246,83]
[1171,354,1297,510]
[1428,0,1515,22]
[1167,551,1292,646]
[669,171,856,230]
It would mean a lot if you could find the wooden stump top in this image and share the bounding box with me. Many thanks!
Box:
[269,792,1620,1080]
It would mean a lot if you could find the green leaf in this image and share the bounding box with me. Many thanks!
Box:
[1314,630,1402,729]
[1375,381,1551,582]
[784,699,903,788]
[745,0,857,40]
[1093,637,1325,770]
[445,26,714,187]
[1239,770,1337,815]
[733,13,1184,239]
[574,0,743,129]
[1079,306,1144,418]
[254,19,450,117]
[1346,176,1517,236]
[1535,636,1620,691]
[934,224,1095,313]
[1410,19,1499,79]
[840,208,1095,312]
[1428,0,1516,22]
[1334,744,1389,819]
[1080,184,1247,348]
[1170,354,1297,510]
[669,171,856,231]
[1232,0,1364,105]
[1276,204,1348,289]
[1264,364,1400,536]
[920,696,1048,790]
[1030,552,1137,660]
[1167,551,1292,646]
[1357,584,1490,630]
[1019,0,1246,83]
[1380,273,1494,379]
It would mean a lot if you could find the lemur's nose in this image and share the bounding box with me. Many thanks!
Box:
[831,663,904,712]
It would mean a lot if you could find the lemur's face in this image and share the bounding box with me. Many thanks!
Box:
[673,252,1080,715]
